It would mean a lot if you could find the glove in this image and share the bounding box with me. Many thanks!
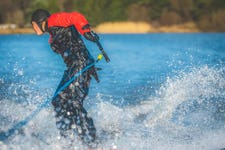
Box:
[84,31,99,42]
[88,66,101,83]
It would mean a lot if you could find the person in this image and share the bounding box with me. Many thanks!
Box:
[31,9,105,146]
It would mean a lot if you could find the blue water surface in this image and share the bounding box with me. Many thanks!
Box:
[0,33,225,149]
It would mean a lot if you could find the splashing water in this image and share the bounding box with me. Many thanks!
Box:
[1,65,224,150]
[144,65,225,126]
[91,65,225,150]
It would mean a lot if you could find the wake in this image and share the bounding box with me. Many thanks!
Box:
[1,65,225,149]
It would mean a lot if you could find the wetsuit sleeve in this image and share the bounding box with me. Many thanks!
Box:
[83,30,100,42]
[48,12,91,35]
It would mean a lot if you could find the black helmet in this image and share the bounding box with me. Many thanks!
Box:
[31,9,50,31]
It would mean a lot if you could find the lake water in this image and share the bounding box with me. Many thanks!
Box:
[0,33,225,149]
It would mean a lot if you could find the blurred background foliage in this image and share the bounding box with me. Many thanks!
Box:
[0,0,225,31]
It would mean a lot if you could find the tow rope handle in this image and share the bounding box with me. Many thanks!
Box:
[96,40,110,63]
[91,31,110,63]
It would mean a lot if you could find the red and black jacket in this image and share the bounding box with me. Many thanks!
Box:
[47,12,95,68]
[48,12,91,38]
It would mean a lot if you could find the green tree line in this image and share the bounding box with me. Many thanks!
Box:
[0,0,225,31]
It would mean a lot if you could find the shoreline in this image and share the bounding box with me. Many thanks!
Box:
[94,22,200,33]
[0,21,201,34]
[0,28,34,34]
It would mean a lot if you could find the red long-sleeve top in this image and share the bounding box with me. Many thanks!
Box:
[47,12,90,35]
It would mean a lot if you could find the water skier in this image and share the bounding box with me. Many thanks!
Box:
[31,9,109,147]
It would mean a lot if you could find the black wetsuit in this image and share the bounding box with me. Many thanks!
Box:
[48,26,97,144]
